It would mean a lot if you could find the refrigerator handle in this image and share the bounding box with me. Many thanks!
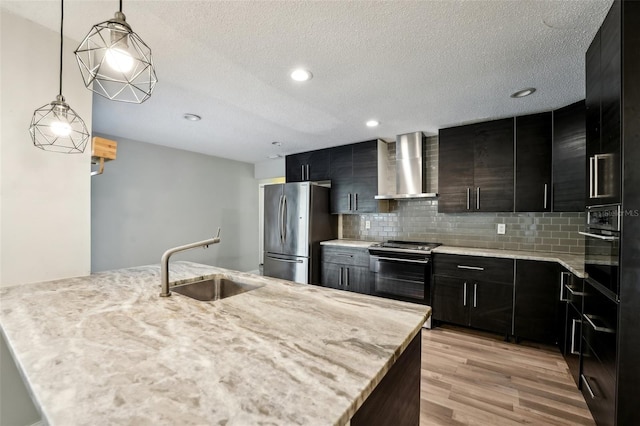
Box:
[278,195,284,244]
[282,195,287,242]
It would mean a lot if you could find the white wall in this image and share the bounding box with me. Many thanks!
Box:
[254,157,285,179]
[0,10,92,288]
[91,135,259,273]
[0,10,92,426]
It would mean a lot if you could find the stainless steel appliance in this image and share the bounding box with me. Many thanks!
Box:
[263,182,336,284]
[368,240,441,305]
[579,204,621,300]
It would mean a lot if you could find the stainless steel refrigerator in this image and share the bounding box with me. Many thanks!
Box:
[263,182,337,284]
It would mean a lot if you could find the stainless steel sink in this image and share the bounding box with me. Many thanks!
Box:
[171,275,263,301]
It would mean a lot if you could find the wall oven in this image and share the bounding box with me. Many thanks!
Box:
[368,241,441,305]
[579,204,620,301]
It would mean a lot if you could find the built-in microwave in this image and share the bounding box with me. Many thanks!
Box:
[579,204,620,301]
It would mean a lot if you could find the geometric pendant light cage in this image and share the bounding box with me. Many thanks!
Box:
[74,1,157,104]
[29,0,90,154]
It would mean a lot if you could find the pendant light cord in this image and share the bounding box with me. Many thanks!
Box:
[58,0,64,96]
[119,0,123,12]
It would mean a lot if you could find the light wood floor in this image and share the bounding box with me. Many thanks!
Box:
[420,325,595,426]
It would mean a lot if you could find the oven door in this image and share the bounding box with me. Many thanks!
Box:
[369,254,430,304]
[579,229,619,300]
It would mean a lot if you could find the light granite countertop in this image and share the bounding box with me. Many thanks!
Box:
[0,262,429,426]
[432,246,585,278]
[320,239,584,278]
[320,239,376,249]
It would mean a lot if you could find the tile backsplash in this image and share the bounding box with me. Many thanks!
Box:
[342,137,585,255]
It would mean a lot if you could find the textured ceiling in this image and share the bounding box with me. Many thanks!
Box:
[2,0,613,164]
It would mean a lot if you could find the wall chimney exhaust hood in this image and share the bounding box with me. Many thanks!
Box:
[375,132,438,200]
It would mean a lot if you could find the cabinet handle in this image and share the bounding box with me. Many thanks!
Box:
[457,265,484,271]
[301,164,306,181]
[584,314,615,334]
[463,282,467,307]
[476,187,480,210]
[339,267,343,286]
[306,164,310,180]
[543,184,548,209]
[467,188,471,210]
[565,284,585,297]
[559,271,570,301]
[354,193,358,211]
[578,231,619,241]
[473,283,477,308]
[345,268,349,287]
[581,374,596,399]
[348,193,352,210]
[335,253,354,258]
[570,318,580,355]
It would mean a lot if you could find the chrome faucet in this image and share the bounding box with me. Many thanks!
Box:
[160,228,221,297]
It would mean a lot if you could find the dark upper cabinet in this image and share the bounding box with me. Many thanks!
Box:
[285,149,331,182]
[514,260,561,345]
[329,140,382,214]
[515,112,552,212]
[438,118,514,213]
[553,101,586,212]
[586,1,621,206]
[437,125,474,212]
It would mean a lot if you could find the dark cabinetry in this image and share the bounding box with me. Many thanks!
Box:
[432,254,513,335]
[586,2,621,206]
[285,149,331,182]
[560,269,583,386]
[439,118,514,213]
[553,101,587,211]
[329,140,381,214]
[320,246,371,294]
[515,113,552,212]
[513,260,560,344]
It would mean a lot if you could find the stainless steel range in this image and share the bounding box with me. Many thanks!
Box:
[368,240,442,305]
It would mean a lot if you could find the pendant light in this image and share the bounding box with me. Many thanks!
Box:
[74,0,157,104]
[29,0,90,154]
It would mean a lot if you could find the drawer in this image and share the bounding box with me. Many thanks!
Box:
[433,254,514,284]
[561,270,584,311]
[581,350,616,426]
[582,280,617,374]
[321,246,369,267]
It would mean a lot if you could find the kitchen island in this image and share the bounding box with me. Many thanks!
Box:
[0,262,429,425]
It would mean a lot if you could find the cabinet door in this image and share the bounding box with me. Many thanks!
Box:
[438,125,474,213]
[352,141,379,213]
[329,146,354,214]
[285,154,305,182]
[598,0,621,205]
[345,265,372,295]
[514,260,561,344]
[473,118,515,212]
[469,280,513,335]
[553,101,586,212]
[308,149,331,181]
[432,275,468,325]
[515,112,552,212]
[321,262,344,289]
[585,29,602,206]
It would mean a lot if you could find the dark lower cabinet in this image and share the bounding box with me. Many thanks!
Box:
[432,254,513,336]
[320,246,371,295]
[514,260,561,344]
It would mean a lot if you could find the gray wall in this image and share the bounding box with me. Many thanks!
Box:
[92,135,258,272]
[343,137,585,254]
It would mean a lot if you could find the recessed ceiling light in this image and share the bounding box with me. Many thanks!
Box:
[510,88,536,98]
[183,113,201,121]
[290,69,313,82]
[267,154,284,159]
[271,141,282,146]
[366,120,380,127]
